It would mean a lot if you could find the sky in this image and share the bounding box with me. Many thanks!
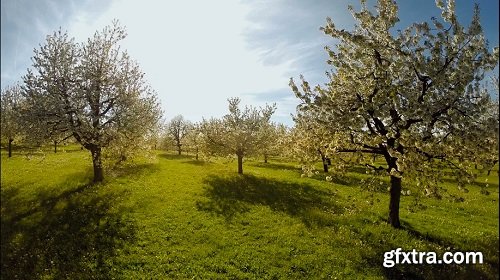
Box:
[1,0,498,126]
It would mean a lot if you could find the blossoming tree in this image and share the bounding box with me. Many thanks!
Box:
[290,0,498,228]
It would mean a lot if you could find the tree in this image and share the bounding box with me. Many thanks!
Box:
[481,76,499,175]
[184,122,203,160]
[290,0,498,228]
[166,115,191,155]
[1,84,23,157]
[200,98,275,174]
[290,111,337,174]
[22,21,162,183]
[102,113,162,166]
[259,122,289,163]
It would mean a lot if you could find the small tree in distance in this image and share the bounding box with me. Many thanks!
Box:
[259,122,289,163]
[166,115,191,155]
[200,98,276,174]
[290,0,498,228]
[184,122,203,160]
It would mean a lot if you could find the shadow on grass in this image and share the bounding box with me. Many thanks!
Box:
[441,177,498,189]
[184,160,210,166]
[249,162,300,172]
[197,174,343,227]
[156,151,209,166]
[158,153,194,161]
[1,182,136,279]
[109,162,160,179]
[307,172,389,193]
[355,222,499,280]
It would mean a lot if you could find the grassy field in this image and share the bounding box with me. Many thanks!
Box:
[1,146,498,279]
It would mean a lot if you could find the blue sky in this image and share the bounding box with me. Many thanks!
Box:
[1,0,498,126]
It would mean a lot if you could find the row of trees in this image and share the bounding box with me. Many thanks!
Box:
[159,0,495,230]
[163,98,289,174]
[2,85,287,179]
[1,19,285,182]
[2,0,498,229]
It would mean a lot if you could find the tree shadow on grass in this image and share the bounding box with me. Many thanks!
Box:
[1,182,136,279]
[108,162,160,179]
[355,221,499,280]
[307,172,389,194]
[184,160,210,166]
[249,162,300,172]
[158,153,194,161]
[196,174,344,227]
[441,177,498,189]
[158,153,211,166]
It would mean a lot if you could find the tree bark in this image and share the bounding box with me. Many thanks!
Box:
[388,175,402,228]
[177,145,182,155]
[237,153,243,174]
[54,140,57,153]
[91,146,104,183]
[318,149,328,172]
[195,147,199,161]
[264,154,268,163]
[8,138,13,158]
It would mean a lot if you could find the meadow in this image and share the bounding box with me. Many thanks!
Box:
[1,145,498,279]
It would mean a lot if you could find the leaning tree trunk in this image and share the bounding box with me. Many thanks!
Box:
[237,153,243,174]
[91,146,104,183]
[388,175,402,228]
[8,138,13,158]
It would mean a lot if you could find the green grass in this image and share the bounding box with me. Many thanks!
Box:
[1,148,498,279]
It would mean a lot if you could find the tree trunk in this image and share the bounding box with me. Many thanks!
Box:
[91,146,104,183]
[8,138,13,158]
[318,149,328,172]
[54,140,57,153]
[487,160,498,176]
[388,175,402,228]
[177,145,182,155]
[264,154,268,163]
[195,147,199,161]
[237,153,243,174]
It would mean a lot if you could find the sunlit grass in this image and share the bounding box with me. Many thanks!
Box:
[1,147,498,279]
